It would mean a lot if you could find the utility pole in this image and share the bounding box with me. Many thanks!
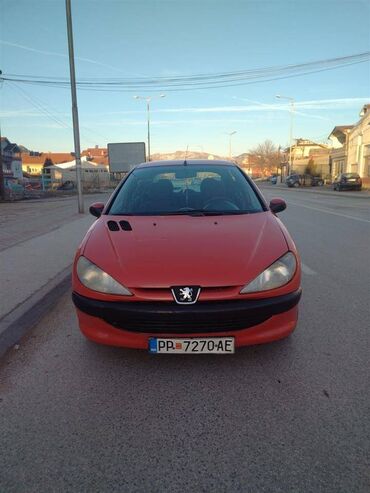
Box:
[288,100,295,175]
[146,99,151,161]
[0,70,5,201]
[65,0,84,213]
[0,123,5,201]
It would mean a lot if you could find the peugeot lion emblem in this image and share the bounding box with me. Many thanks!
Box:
[171,286,201,305]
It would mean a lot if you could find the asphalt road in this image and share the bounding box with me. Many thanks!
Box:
[1,186,369,492]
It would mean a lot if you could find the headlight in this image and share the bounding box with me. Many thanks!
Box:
[76,256,132,295]
[240,252,297,293]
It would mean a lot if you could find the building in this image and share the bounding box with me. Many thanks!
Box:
[22,147,109,175]
[45,156,110,189]
[327,126,353,176]
[1,137,23,179]
[235,153,262,176]
[81,146,109,166]
[347,105,370,182]
[22,151,75,175]
[328,104,370,186]
[284,139,331,177]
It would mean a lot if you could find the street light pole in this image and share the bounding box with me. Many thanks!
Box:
[134,94,165,162]
[227,131,237,160]
[0,70,5,201]
[65,0,84,213]
[276,95,295,177]
[0,123,5,201]
[146,99,151,161]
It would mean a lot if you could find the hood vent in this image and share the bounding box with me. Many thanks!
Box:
[107,221,120,231]
[120,220,132,231]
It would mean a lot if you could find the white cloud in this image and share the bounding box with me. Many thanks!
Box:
[156,97,370,115]
[89,116,285,127]
[4,123,67,129]
[2,109,70,118]
[76,97,370,119]
[0,40,125,73]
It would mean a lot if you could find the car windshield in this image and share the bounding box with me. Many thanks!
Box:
[108,164,264,215]
[343,173,359,178]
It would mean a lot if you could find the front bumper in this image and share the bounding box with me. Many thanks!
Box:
[72,289,302,348]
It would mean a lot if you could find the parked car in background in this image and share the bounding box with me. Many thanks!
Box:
[332,173,362,191]
[57,180,75,191]
[286,174,324,188]
[23,179,41,191]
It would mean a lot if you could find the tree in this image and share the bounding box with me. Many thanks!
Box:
[305,158,317,176]
[249,140,281,174]
[43,158,54,168]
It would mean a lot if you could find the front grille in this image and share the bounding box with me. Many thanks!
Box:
[108,309,269,333]
[73,290,302,335]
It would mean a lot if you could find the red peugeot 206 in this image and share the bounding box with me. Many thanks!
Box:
[72,160,301,354]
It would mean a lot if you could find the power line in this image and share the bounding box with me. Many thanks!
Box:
[7,82,109,146]
[4,52,369,83]
[8,82,70,128]
[1,52,369,93]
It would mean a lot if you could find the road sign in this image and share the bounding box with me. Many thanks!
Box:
[108,142,146,173]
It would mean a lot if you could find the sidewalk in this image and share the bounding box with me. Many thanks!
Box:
[0,192,108,251]
[0,195,107,356]
[0,215,93,320]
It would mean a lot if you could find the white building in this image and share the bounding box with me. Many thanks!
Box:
[328,104,370,186]
[45,156,110,188]
[347,105,370,180]
[1,137,23,179]
[284,139,331,176]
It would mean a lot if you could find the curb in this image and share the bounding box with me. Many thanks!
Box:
[0,266,72,358]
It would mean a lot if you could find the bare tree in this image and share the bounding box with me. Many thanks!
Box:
[249,140,281,174]
[43,158,54,168]
[305,157,317,176]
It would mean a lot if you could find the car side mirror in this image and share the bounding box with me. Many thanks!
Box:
[89,202,105,218]
[269,198,286,214]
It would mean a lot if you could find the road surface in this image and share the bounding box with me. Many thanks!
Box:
[0,186,369,492]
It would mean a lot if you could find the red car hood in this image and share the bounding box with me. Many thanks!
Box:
[83,212,288,288]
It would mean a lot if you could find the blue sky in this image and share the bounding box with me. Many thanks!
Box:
[1,0,369,155]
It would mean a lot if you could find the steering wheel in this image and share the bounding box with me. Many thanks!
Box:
[203,197,239,211]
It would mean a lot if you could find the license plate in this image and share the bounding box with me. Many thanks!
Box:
[149,337,235,354]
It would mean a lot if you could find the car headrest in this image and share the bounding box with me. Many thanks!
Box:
[151,179,174,196]
[200,178,223,196]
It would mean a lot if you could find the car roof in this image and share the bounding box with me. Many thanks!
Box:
[135,159,237,169]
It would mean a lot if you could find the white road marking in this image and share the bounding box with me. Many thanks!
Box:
[301,263,317,276]
[287,201,370,224]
